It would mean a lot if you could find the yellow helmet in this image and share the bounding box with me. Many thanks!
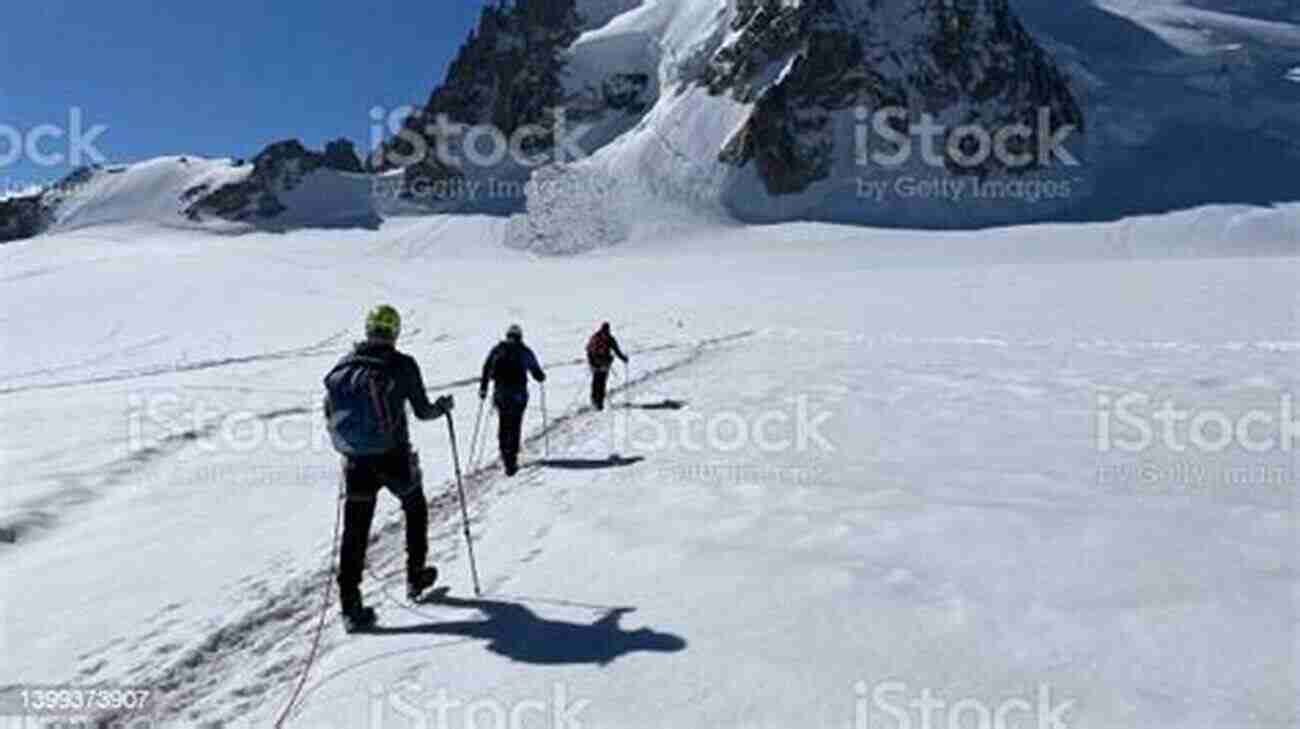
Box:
[365,305,401,341]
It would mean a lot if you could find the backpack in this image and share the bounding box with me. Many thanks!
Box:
[491,342,528,389]
[586,332,611,364]
[324,355,399,456]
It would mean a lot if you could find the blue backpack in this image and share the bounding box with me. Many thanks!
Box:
[324,355,399,456]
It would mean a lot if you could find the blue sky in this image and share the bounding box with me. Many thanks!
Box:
[1,1,486,190]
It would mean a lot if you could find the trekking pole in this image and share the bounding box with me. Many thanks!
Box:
[446,415,482,596]
[540,383,550,457]
[467,397,486,471]
[479,406,495,470]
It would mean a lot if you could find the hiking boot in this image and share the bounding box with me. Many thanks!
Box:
[408,566,438,601]
[341,604,377,633]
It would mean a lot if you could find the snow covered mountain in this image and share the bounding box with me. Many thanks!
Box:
[377,0,1087,232]
[1010,0,1300,217]
[2,0,1297,247]
[0,141,380,242]
[382,0,1298,245]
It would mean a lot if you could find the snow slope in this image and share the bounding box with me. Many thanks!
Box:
[45,158,246,234]
[1,205,1296,727]
[19,155,380,239]
[1010,0,1300,218]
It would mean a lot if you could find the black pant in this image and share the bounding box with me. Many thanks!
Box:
[337,449,427,611]
[591,366,611,410]
[495,395,528,470]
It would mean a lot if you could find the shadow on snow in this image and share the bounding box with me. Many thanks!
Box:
[366,592,687,666]
[531,455,646,470]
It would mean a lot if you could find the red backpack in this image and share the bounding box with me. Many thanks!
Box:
[587,331,611,363]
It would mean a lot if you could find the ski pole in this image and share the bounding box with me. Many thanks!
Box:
[446,414,482,596]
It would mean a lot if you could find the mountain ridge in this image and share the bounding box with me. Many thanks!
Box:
[3,0,1296,246]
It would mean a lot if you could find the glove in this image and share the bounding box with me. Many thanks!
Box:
[435,394,454,415]
[478,387,488,400]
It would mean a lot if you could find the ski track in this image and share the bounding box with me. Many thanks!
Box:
[0,331,353,396]
[0,332,169,383]
[56,330,756,727]
[0,406,312,546]
[0,419,219,545]
[0,330,448,396]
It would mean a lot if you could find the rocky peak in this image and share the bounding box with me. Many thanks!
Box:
[323,139,365,173]
[184,138,366,222]
[0,195,51,243]
[371,0,654,205]
[705,0,1084,195]
[374,0,583,174]
[251,138,362,182]
[0,166,102,244]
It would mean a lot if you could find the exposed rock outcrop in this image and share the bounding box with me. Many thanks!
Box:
[184,139,367,222]
[0,195,51,243]
[704,0,1084,196]
[0,167,100,243]
[371,0,654,205]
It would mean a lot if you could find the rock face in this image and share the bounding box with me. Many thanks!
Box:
[386,0,1082,224]
[323,139,365,174]
[8,0,1088,240]
[374,0,581,172]
[0,167,98,244]
[372,0,653,204]
[184,138,365,222]
[0,195,51,243]
[704,0,1084,197]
